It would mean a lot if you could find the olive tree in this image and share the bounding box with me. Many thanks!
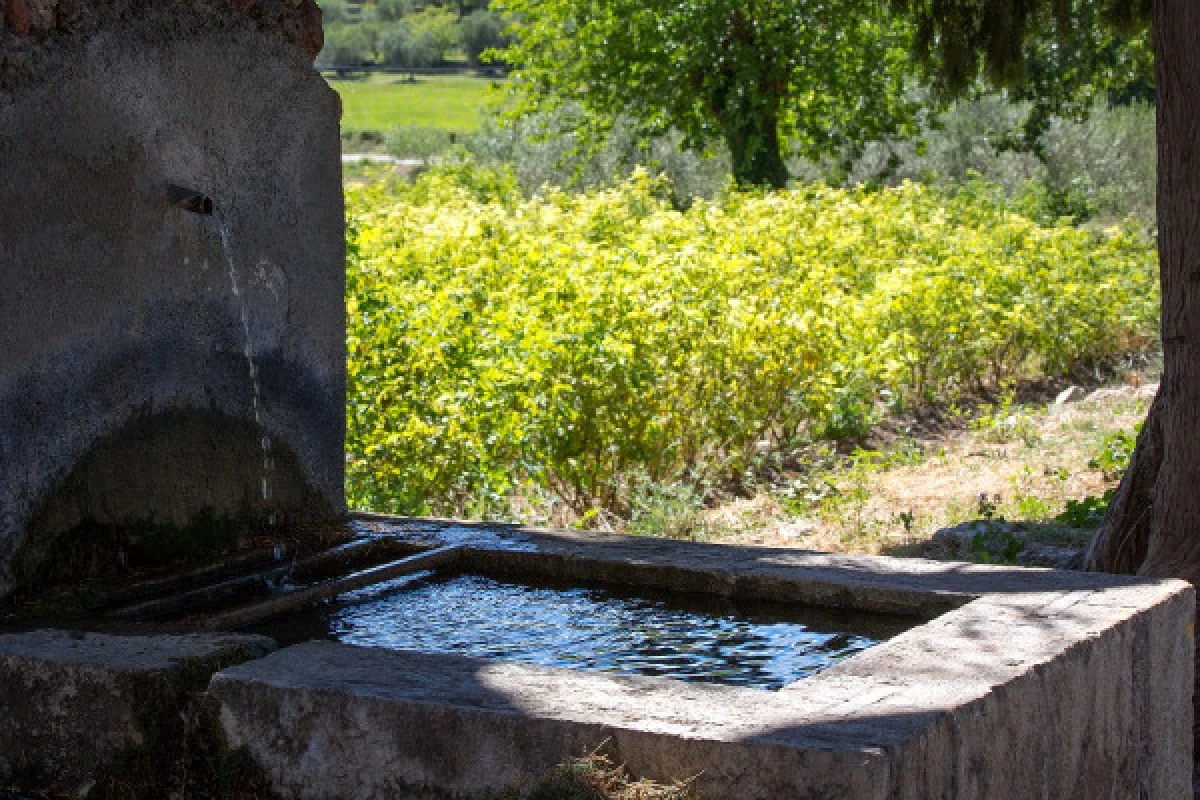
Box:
[496,0,918,188]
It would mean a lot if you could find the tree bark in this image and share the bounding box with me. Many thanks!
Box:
[1083,391,1163,574]
[1086,0,1200,760]
[1088,1,1200,583]
[723,108,789,190]
[1135,0,1200,587]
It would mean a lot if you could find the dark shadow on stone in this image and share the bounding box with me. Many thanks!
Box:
[92,693,281,800]
[13,409,336,591]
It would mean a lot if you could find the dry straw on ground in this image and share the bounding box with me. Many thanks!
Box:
[503,749,698,800]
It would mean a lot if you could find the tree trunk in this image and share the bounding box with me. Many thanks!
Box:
[1136,0,1200,586]
[1083,391,1163,574]
[723,109,789,190]
[1086,0,1200,761]
[1088,3,1200,582]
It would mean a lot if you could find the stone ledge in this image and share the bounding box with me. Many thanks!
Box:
[357,514,1154,605]
[0,630,274,795]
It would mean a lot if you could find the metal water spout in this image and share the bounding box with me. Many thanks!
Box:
[167,184,214,215]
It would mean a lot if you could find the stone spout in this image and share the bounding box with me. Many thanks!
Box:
[167,184,214,215]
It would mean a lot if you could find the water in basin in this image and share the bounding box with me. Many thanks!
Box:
[251,570,917,689]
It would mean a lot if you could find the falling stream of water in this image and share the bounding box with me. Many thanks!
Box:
[216,213,275,522]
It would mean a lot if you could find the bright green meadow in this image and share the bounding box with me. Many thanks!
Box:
[330,74,492,134]
[345,167,1159,522]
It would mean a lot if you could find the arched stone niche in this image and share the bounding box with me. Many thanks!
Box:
[0,0,345,595]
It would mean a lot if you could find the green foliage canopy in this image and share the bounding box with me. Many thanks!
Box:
[893,0,1150,94]
[496,0,920,187]
[407,6,463,61]
[1009,2,1152,145]
[461,9,511,66]
[320,22,379,65]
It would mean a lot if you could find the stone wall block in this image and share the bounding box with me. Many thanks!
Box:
[0,630,274,795]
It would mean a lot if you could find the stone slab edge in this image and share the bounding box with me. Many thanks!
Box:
[354,512,1154,616]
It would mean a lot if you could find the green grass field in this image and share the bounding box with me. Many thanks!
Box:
[330,74,495,134]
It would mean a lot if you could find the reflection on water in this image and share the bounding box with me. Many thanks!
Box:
[256,572,912,689]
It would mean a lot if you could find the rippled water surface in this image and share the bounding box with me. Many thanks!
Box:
[255,571,918,688]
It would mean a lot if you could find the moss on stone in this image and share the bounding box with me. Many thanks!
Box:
[95,695,279,800]
[11,508,254,588]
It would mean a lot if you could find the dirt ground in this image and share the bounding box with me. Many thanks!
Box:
[702,380,1155,563]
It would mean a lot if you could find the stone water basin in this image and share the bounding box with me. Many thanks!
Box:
[201,517,1193,798]
[1,516,1190,798]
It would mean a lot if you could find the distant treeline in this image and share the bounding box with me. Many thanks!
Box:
[317,0,510,69]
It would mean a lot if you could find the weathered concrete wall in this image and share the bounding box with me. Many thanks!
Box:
[0,1,345,595]
[0,630,274,794]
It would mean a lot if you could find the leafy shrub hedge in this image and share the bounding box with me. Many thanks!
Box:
[345,168,1158,519]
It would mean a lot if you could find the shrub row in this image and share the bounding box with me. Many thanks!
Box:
[345,169,1158,519]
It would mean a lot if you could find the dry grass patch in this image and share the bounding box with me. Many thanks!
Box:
[501,752,698,800]
[703,384,1154,561]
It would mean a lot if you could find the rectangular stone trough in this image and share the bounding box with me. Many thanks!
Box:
[207,525,1196,799]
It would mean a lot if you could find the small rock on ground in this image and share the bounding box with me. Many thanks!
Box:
[1017,543,1084,570]
[1055,386,1087,405]
[931,520,1082,570]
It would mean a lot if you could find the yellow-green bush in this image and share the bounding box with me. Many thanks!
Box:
[346,169,1158,519]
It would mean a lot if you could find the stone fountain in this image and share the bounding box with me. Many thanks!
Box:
[0,0,344,596]
[0,3,1194,797]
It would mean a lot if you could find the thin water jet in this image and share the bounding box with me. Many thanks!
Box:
[215,212,276,524]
